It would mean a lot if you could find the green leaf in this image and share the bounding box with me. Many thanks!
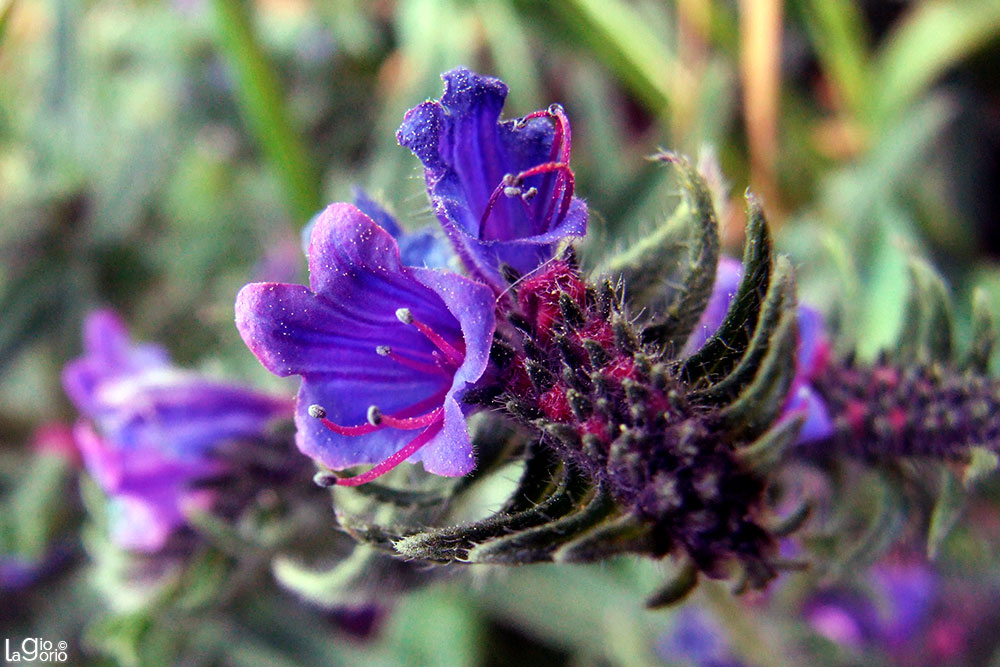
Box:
[736,414,805,473]
[897,257,953,363]
[871,0,1000,125]
[692,257,795,406]
[0,0,16,52]
[466,486,620,564]
[795,0,870,117]
[272,545,387,609]
[645,560,698,609]
[554,513,656,563]
[927,468,965,561]
[392,464,591,563]
[963,447,999,489]
[963,287,997,373]
[681,193,773,382]
[210,0,321,224]
[832,473,906,577]
[630,153,721,350]
[550,0,674,114]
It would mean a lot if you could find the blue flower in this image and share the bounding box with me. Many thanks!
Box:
[684,257,834,443]
[300,188,454,270]
[655,606,744,667]
[397,67,587,290]
[235,203,496,483]
[63,310,291,552]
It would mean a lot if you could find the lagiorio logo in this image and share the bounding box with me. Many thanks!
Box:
[4,638,69,663]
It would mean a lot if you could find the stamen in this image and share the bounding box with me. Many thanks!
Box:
[520,104,572,164]
[395,308,464,367]
[514,161,576,227]
[309,403,444,437]
[376,344,448,375]
[478,173,518,237]
[379,406,443,430]
[333,421,443,486]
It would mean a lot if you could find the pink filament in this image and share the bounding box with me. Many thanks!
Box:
[386,349,449,376]
[318,406,443,436]
[334,420,443,486]
[409,317,464,367]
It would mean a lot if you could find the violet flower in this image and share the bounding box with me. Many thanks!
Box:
[300,188,454,270]
[63,310,291,552]
[684,256,834,443]
[397,67,587,290]
[235,203,496,484]
[655,606,745,667]
[803,561,938,654]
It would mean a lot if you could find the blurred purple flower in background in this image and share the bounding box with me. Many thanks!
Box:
[656,606,744,667]
[63,310,291,552]
[398,67,587,290]
[803,559,941,659]
[684,256,834,443]
[236,203,496,484]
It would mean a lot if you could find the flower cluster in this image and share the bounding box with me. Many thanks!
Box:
[232,67,842,588]
[63,310,290,552]
[237,68,590,484]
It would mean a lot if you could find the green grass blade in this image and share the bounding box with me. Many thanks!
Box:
[871,0,1000,125]
[210,0,321,225]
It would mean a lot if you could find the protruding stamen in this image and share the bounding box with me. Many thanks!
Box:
[478,173,519,237]
[395,310,464,367]
[333,421,443,486]
[516,161,576,226]
[379,406,443,430]
[313,470,338,487]
[311,402,444,437]
[379,345,449,375]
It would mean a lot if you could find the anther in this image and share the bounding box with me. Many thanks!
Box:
[394,306,464,367]
[504,185,523,198]
[313,471,339,487]
[376,345,392,356]
[367,405,383,426]
[521,187,538,202]
[308,404,327,419]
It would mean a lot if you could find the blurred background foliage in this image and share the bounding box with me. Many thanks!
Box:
[2,0,1000,664]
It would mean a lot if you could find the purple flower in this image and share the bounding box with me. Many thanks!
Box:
[656,606,744,667]
[397,67,587,290]
[235,203,496,484]
[685,257,834,443]
[301,188,454,270]
[63,310,291,552]
[803,560,938,653]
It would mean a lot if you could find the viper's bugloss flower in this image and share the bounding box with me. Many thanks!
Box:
[63,310,291,552]
[686,257,834,443]
[804,561,938,653]
[300,188,454,270]
[235,203,495,483]
[397,67,587,290]
[655,606,744,667]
